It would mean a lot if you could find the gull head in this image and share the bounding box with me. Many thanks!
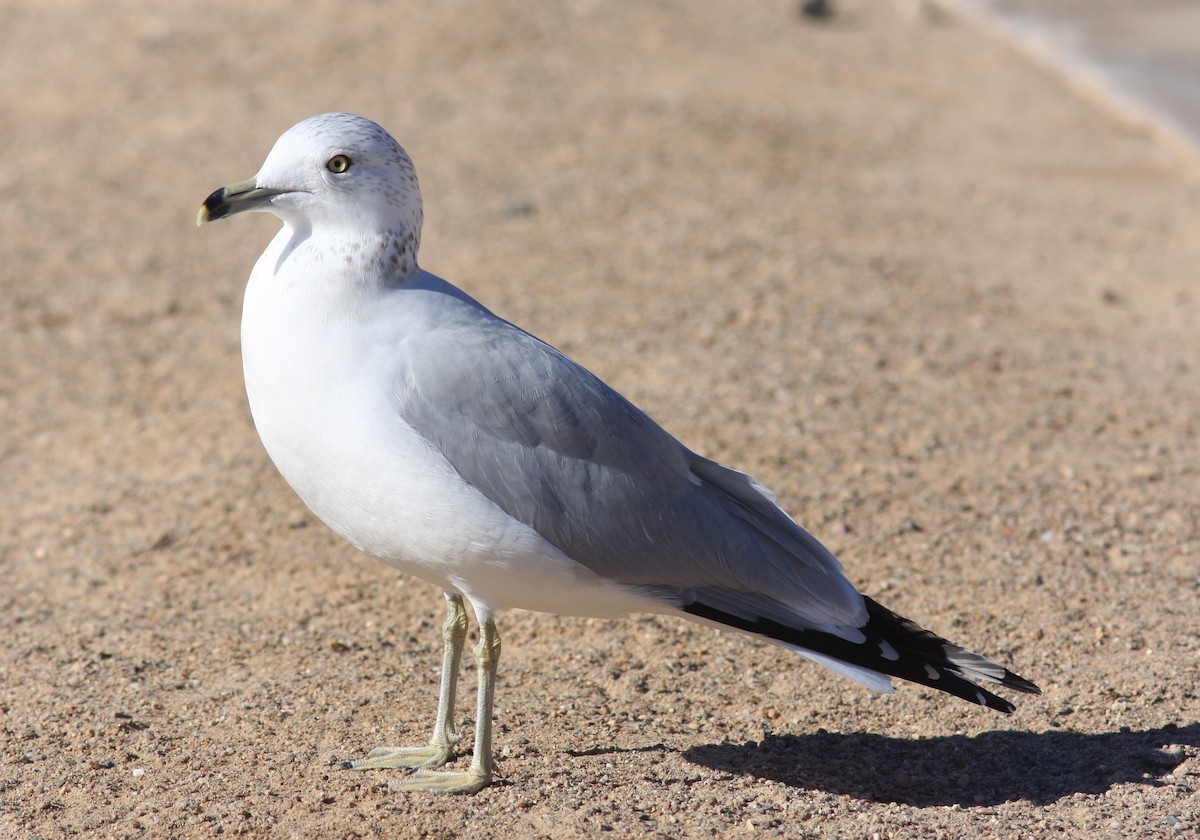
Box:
[197,113,423,251]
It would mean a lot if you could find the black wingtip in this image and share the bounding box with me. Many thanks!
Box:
[682,597,1039,713]
[999,670,1042,697]
[860,597,1041,702]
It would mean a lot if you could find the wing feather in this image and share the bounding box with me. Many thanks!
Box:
[388,280,865,627]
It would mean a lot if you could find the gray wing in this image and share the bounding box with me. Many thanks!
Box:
[390,282,866,628]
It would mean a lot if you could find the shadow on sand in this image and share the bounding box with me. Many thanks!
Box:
[684,723,1197,806]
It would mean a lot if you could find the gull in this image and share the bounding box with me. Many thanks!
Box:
[197,113,1039,793]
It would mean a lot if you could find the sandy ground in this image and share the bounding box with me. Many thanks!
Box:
[2,1,1199,837]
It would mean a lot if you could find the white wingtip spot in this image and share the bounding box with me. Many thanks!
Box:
[924,664,941,680]
[878,641,900,661]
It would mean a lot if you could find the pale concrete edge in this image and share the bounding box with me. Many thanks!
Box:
[926,0,1200,176]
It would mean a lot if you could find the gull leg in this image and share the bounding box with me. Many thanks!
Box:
[388,617,501,793]
[345,592,468,770]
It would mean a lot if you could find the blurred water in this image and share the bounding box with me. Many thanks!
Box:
[956,0,1200,154]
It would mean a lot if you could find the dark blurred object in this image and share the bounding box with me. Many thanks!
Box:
[800,0,834,20]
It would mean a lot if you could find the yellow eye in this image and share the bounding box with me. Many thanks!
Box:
[326,154,352,174]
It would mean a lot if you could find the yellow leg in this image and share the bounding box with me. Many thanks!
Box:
[344,592,468,770]
[388,617,501,793]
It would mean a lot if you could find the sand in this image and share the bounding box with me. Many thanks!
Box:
[2,1,1198,837]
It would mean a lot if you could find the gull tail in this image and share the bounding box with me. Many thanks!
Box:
[682,596,1040,713]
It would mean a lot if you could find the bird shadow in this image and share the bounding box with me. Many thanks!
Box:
[684,723,1197,806]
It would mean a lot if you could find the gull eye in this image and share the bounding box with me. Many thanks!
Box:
[326,154,352,174]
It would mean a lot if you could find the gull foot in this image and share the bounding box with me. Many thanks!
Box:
[341,741,457,771]
[387,766,491,794]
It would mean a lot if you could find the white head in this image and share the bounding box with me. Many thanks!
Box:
[199,113,423,269]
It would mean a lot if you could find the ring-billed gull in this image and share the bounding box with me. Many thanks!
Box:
[197,113,1039,794]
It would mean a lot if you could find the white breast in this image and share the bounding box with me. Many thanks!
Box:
[238,230,658,619]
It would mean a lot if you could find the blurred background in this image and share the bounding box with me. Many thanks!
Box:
[963,0,1200,152]
[1,1,1197,837]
